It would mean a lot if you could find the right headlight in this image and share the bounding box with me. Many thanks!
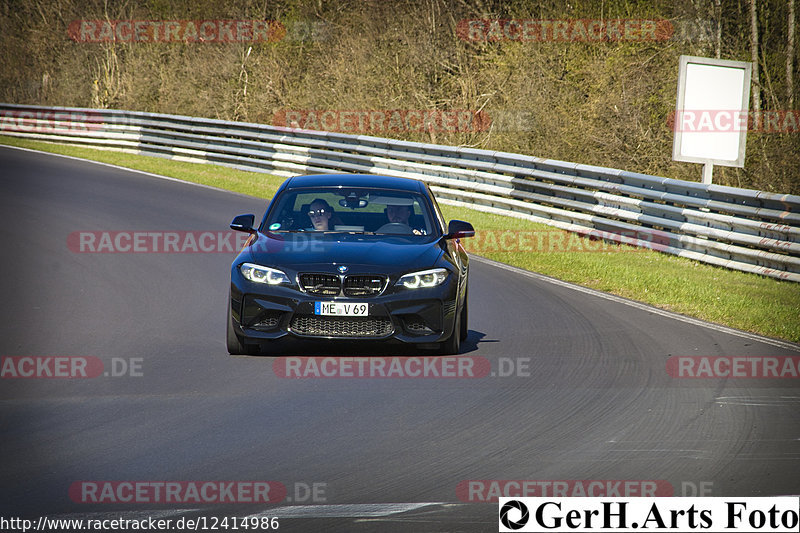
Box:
[240,263,290,285]
[396,268,448,289]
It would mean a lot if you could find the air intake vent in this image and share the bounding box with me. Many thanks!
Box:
[290,315,393,338]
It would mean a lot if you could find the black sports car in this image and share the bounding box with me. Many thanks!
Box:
[227,173,474,355]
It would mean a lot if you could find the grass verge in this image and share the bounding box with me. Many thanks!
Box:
[2,135,798,343]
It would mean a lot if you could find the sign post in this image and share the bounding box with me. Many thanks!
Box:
[672,55,752,184]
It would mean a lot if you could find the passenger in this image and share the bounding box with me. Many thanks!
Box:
[308,199,333,231]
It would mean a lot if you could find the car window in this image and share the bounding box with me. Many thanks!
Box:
[263,188,436,235]
[426,184,448,235]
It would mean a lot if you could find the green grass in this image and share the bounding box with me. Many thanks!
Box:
[2,134,799,343]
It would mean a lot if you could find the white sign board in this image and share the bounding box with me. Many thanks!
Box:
[672,55,751,175]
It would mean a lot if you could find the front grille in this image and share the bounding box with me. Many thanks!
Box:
[290,315,393,338]
[344,275,387,297]
[299,273,340,296]
[298,273,388,297]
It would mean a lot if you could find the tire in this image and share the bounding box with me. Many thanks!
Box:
[227,313,260,355]
[459,290,469,342]
[438,304,462,355]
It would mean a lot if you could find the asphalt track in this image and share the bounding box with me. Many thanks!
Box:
[1,145,798,532]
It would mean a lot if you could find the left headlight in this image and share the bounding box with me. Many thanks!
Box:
[396,268,449,289]
[240,263,290,285]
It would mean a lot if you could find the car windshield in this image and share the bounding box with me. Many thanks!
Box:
[262,187,437,236]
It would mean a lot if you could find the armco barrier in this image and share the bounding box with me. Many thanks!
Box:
[1,103,798,282]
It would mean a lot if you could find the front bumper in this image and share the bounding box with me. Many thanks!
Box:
[229,271,459,344]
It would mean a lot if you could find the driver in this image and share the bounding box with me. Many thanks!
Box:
[385,204,424,235]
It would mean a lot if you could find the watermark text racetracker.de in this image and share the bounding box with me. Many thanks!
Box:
[67,480,327,504]
[0,356,142,378]
[274,356,535,379]
[457,18,717,43]
[272,108,536,133]
[666,356,800,379]
[69,481,286,504]
[68,230,252,254]
[459,480,675,502]
[67,19,330,43]
[0,110,103,133]
[457,19,673,42]
[463,229,670,254]
[462,480,714,502]
[670,109,800,134]
[67,230,343,254]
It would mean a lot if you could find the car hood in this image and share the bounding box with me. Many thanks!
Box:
[240,231,444,271]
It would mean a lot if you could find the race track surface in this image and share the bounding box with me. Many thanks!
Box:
[1,146,798,531]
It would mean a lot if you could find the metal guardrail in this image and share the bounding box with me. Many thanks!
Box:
[2,102,799,282]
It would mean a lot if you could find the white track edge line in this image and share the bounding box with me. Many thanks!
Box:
[471,255,800,352]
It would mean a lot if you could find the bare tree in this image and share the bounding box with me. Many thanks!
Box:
[788,0,796,108]
[749,0,761,128]
[715,0,722,59]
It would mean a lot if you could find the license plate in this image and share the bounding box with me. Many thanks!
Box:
[314,302,369,316]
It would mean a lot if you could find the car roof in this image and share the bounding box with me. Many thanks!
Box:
[283,174,425,193]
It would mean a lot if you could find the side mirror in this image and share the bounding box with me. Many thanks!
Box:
[445,220,475,239]
[230,214,256,233]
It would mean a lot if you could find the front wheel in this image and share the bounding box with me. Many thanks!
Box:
[459,290,468,342]
[227,313,260,355]
[438,304,462,355]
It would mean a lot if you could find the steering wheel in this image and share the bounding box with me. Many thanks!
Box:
[376,223,413,234]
